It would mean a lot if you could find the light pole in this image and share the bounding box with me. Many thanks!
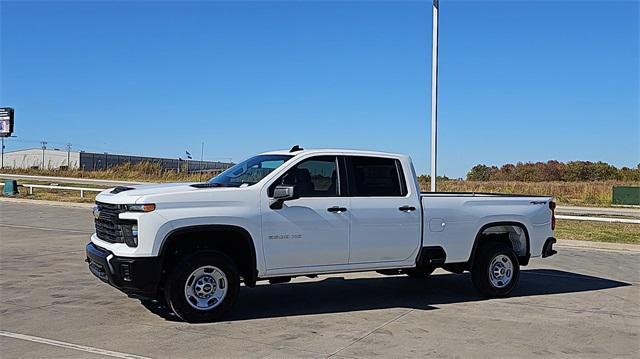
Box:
[65,143,72,169]
[40,141,48,169]
[430,0,440,192]
[199,142,204,182]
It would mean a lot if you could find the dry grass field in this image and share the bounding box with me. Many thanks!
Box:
[419,179,638,207]
[1,162,209,183]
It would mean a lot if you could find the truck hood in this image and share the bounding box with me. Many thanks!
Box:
[96,182,203,203]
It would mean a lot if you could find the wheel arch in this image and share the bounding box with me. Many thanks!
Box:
[159,224,258,287]
[468,221,531,267]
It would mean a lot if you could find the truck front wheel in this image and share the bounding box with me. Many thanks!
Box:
[165,251,240,323]
[471,243,520,297]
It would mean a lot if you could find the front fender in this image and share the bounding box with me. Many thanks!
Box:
[151,216,264,275]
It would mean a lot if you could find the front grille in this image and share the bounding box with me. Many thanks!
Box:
[95,202,125,243]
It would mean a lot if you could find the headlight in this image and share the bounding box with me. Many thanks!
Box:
[125,204,156,212]
[128,224,139,247]
[121,222,139,247]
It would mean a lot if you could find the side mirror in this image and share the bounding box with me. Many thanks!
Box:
[270,185,298,209]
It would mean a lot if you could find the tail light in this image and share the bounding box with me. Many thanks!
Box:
[549,201,556,230]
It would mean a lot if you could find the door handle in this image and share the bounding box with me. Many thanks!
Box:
[398,205,416,212]
[327,206,347,213]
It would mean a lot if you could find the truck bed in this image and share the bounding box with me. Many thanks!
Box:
[420,192,554,263]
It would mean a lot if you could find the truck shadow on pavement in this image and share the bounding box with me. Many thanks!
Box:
[141,269,630,322]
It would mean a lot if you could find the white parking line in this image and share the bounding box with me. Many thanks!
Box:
[0,331,152,359]
[0,223,92,234]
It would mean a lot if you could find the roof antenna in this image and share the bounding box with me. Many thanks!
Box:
[289,145,303,152]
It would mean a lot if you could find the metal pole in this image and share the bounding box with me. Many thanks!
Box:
[41,141,47,169]
[199,142,204,182]
[430,0,440,192]
[66,143,72,169]
[1,137,4,169]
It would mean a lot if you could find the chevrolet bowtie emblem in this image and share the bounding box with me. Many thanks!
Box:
[92,206,101,220]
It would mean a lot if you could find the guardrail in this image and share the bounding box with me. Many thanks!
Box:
[556,206,640,218]
[1,182,104,198]
[22,184,104,198]
[555,215,640,224]
[0,173,150,187]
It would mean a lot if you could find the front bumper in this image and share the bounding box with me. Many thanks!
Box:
[85,242,162,299]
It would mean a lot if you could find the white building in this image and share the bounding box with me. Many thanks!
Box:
[1,148,232,171]
[2,148,80,169]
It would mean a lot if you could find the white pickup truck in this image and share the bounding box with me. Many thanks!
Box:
[86,147,557,322]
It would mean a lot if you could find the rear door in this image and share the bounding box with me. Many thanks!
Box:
[346,156,421,264]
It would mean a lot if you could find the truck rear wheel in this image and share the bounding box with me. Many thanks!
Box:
[471,243,519,297]
[165,251,240,323]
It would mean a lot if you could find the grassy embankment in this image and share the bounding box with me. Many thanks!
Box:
[2,164,638,244]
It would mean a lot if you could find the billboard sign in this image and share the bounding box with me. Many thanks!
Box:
[0,107,15,137]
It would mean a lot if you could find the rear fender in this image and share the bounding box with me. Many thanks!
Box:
[468,221,531,267]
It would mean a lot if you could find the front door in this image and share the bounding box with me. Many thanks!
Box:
[261,156,350,270]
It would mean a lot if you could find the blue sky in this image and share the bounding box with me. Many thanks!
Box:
[1,0,638,177]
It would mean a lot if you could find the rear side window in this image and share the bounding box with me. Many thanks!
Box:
[347,156,406,197]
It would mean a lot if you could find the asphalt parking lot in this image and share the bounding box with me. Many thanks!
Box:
[1,200,638,358]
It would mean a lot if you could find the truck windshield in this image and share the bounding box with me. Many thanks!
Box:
[207,154,293,187]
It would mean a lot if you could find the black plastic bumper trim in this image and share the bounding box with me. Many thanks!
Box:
[542,237,557,258]
[85,242,162,299]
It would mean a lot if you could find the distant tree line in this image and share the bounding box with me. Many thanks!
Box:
[466,161,640,182]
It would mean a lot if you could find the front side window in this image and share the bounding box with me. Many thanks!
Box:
[208,155,292,187]
[269,156,339,197]
[347,156,405,197]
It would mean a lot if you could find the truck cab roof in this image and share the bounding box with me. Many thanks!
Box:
[260,148,407,159]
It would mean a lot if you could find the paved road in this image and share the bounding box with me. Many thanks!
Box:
[1,201,638,358]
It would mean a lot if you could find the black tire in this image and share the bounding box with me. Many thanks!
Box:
[164,251,240,323]
[405,265,436,278]
[471,243,520,298]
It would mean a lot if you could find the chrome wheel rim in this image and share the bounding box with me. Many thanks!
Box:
[184,265,228,311]
[489,254,513,288]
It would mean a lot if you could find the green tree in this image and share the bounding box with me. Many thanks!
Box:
[466,164,493,181]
